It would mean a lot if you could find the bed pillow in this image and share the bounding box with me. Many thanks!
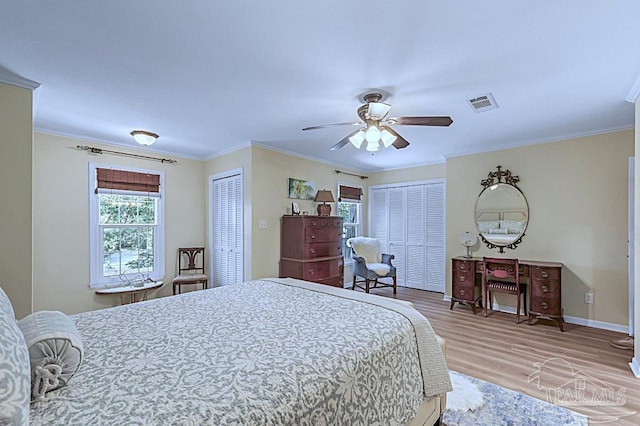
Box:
[477,220,500,233]
[0,286,30,425]
[500,220,525,234]
[17,311,84,401]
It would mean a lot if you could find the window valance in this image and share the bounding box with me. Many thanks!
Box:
[339,185,363,202]
[96,168,160,193]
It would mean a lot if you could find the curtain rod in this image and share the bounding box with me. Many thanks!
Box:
[77,145,178,164]
[335,170,368,180]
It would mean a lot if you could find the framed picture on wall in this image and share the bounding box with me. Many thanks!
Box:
[288,178,316,200]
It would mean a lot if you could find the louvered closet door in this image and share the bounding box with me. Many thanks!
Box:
[424,183,445,292]
[370,189,388,252]
[368,180,445,293]
[387,188,406,286]
[405,186,426,289]
[212,173,243,286]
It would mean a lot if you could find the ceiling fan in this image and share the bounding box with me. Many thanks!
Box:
[302,92,453,152]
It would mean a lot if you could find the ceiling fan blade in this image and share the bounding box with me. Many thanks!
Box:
[329,130,360,151]
[381,126,410,149]
[390,116,453,127]
[302,121,361,131]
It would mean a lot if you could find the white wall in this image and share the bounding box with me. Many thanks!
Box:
[446,130,633,327]
[0,82,33,318]
[33,133,206,314]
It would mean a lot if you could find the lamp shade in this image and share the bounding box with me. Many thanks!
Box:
[131,130,159,146]
[314,189,335,203]
[314,189,334,216]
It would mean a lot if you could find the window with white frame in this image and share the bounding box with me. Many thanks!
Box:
[89,164,165,288]
[337,184,363,262]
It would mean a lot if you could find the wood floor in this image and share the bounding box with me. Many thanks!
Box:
[364,286,640,425]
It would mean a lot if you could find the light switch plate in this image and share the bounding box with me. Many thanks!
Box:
[259,219,267,229]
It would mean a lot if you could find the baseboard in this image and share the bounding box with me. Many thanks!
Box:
[630,358,640,378]
[562,315,628,334]
[481,301,629,334]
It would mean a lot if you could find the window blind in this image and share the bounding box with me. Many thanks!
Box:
[96,168,160,193]
[338,185,363,202]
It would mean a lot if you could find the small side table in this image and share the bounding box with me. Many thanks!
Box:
[96,281,163,305]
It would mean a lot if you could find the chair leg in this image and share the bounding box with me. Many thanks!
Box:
[516,292,520,324]
[484,287,489,317]
[392,276,397,295]
[352,275,356,290]
[365,279,370,293]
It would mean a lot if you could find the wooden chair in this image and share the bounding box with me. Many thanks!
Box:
[348,237,397,294]
[172,247,208,295]
[483,257,527,323]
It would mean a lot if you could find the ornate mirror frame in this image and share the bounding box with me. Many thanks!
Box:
[475,165,529,253]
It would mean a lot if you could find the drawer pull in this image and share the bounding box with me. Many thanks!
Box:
[541,285,549,293]
[458,276,466,282]
[311,234,316,239]
[309,248,315,254]
[541,302,549,310]
[541,270,549,278]
[458,264,465,270]
[309,269,314,275]
[311,221,317,226]
[459,289,466,296]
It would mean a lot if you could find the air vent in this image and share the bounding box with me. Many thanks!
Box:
[467,93,498,113]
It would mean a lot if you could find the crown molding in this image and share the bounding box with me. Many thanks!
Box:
[0,67,40,90]
[626,71,640,103]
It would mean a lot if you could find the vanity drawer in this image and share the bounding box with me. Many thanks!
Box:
[453,282,476,301]
[453,259,475,272]
[305,217,342,228]
[453,270,474,287]
[302,258,343,281]
[530,296,561,316]
[531,266,559,280]
[531,278,560,298]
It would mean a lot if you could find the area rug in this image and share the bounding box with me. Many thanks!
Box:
[443,371,588,426]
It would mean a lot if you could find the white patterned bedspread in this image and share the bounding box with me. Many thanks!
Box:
[30,279,450,425]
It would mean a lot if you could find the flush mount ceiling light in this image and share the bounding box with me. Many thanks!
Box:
[130,130,159,146]
[303,92,453,152]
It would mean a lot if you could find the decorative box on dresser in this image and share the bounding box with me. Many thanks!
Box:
[450,257,482,313]
[279,215,344,287]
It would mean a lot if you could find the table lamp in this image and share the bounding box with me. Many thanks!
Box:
[314,190,335,216]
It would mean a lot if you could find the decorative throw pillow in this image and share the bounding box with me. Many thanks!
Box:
[487,228,508,234]
[0,286,31,425]
[17,310,84,401]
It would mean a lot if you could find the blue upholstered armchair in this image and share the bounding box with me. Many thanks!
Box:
[347,237,397,294]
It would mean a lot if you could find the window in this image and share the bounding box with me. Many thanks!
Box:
[337,184,363,262]
[89,164,164,288]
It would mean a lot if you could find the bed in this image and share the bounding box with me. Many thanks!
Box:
[5,278,451,425]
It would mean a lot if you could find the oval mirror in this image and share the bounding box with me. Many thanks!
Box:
[474,166,528,252]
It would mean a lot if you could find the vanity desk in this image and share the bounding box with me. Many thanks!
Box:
[451,257,564,331]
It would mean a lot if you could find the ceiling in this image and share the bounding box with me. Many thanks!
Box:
[1,1,639,172]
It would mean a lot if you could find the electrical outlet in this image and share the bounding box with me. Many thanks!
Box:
[585,292,594,304]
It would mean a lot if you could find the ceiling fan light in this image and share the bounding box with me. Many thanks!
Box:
[367,102,392,120]
[131,130,159,146]
[349,130,365,149]
[365,125,381,143]
[380,128,397,147]
[366,140,380,152]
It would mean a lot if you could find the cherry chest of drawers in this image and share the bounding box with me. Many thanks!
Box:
[279,215,344,287]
